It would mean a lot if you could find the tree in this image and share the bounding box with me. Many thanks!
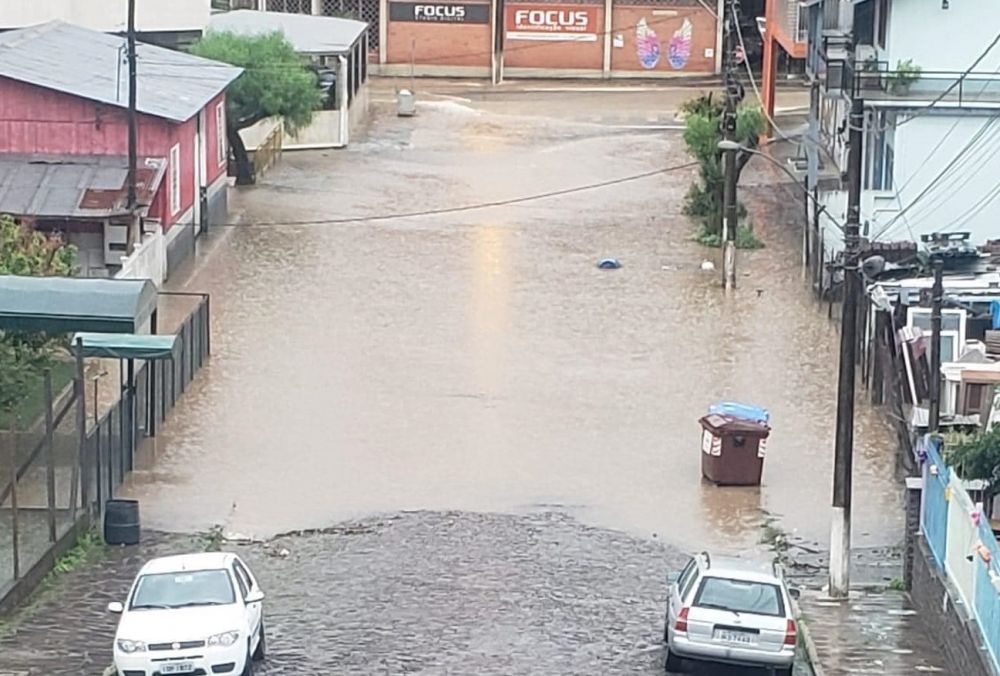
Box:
[0,215,77,415]
[191,31,323,185]
[680,93,765,247]
[945,393,1000,511]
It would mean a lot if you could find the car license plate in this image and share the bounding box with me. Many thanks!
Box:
[160,664,195,674]
[715,629,755,645]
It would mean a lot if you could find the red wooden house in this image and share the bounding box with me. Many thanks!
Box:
[0,21,242,278]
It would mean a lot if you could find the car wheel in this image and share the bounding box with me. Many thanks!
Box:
[240,646,254,676]
[252,621,266,661]
[664,646,683,672]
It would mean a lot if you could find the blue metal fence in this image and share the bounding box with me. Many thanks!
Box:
[920,435,1000,674]
[923,438,950,567]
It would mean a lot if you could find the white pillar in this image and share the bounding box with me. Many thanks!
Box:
[602,0,613,78]
[714,0,724,74]
[338,55,350,146]
[311,0,323,15]
[379,0,388,64]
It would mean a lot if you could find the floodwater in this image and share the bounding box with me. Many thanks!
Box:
[125,87,903,555]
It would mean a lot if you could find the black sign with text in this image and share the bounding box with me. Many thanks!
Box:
[388,2,491,23]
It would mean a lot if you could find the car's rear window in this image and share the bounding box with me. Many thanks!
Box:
[693,576,785,617]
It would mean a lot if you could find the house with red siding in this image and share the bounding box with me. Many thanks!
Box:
[0,21,241,278]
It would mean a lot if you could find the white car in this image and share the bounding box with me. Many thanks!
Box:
[664,552,798,675]
[108,552,266,676]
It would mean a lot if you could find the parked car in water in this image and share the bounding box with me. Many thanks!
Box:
[108,552,265,676]
[664,552,798,675]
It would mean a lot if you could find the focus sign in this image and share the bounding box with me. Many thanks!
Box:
[505,4,600,41]
[389,2,491,23]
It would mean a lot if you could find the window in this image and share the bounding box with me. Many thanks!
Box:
[169,143,181,216]
[216,102,227,167]
[865,111,895,191]
[233,560,253,593]
[130,570,235,609]
[693,576,785,617]
[907,308,967,362]
[875,0,890,49]
[232,566,248,598]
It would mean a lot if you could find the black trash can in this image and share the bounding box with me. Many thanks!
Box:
[105,499,141,545]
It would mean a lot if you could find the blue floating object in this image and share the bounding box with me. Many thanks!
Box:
[597,258,621,269]
[708,401,769,425]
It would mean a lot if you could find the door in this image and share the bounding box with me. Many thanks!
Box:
[233,559,262,643]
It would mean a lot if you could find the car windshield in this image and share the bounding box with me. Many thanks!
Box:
[693,576,785,617]
[130,569,235,609]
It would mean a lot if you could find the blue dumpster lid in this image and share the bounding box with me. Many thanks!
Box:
[708,402,769,424]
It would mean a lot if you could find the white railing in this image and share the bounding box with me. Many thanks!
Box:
[116,225,166,286]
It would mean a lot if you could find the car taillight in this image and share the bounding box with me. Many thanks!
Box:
[675,607,690,632]
[784,619,797,646]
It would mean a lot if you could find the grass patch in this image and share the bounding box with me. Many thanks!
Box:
[695,225,765,250]
[200,524,226,552]
[51,529,105,576]
[888,577,907,592]
[0,359,76,430]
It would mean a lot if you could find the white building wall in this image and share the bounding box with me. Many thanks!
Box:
[818,111,1000,256]
[882,0,1000,71]
[0,0,211,32]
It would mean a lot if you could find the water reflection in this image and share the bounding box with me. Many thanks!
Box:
[121,99,904,555]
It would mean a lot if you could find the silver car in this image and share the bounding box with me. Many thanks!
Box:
[664,552,799,675]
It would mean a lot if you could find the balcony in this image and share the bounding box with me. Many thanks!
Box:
[854,64,1000,108]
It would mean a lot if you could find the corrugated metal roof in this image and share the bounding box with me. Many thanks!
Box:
[207,10,367,55]
[0,154,167,219]
[0,21,242,123]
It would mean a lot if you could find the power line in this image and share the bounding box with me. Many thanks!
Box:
[172,161,697,229]
[870,116,1000,241]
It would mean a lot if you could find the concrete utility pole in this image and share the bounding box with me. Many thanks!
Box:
[721,0,739,291]
[928,256,945,433]
[126,0,139,254]
[829,42,863,600]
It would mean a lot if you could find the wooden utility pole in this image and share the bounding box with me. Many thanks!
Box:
[928,256,945,432]
[721,0,738,291]
[830,43,863,600]
[126,0,139,254]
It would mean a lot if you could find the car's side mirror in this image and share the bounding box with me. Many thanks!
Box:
[789,587,801,600]
[245,589,265,604]
[666,572,680,585]
[107,601,124,614]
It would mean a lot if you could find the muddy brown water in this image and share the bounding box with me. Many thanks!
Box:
[121,95,903,556]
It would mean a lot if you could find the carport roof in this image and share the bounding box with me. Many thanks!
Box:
[207,10,367,55]
[0,275,157,334]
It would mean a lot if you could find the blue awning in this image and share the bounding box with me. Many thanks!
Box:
[71,332,179,361]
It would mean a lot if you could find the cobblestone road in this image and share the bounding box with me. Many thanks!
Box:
[0,511,808,676]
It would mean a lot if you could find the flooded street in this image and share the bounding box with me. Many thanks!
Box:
[129,85,902,554]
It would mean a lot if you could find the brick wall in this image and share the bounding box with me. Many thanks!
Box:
[609,6,715,75]
[386,2,492,67]
[910,538,997,676]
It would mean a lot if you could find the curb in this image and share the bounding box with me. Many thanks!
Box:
[792,597,825,676]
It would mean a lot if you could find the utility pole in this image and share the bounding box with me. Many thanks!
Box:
[829,42,863,600]
[126,0,139,255]
[928,256,945,433]
[721,0,738,291]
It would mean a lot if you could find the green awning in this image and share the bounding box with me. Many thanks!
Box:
[71,332,179,361]
[0,275,157,334]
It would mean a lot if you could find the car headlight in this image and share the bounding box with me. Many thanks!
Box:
[116,639,147,653]
[207,630,241,647]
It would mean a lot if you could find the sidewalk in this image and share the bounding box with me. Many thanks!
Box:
[798,588,950,675]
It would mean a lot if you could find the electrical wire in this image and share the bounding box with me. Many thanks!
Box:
[169,161,698,229]
[870,116,1000,241]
